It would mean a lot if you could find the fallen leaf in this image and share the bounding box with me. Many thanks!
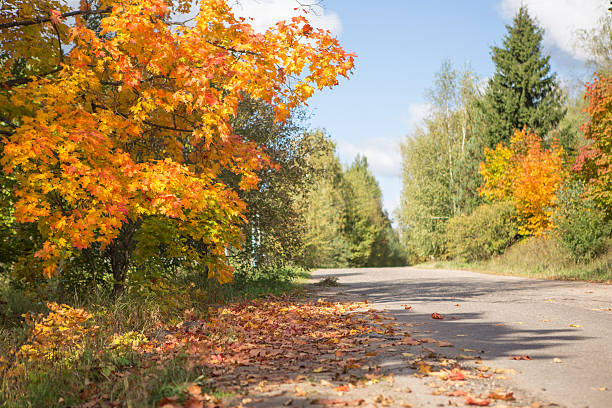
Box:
[448,368,465,381]
[437,341,453,347]
[186,384,202,397]
[417,362,432,375]
[313,367,324,373]
[553,358,562,363]
[488,392,515,401]
[333,384,350,393]
[591,387,608,391]
[569,324,583,328]
[509,355,532,360]
[431,313,444,319]
[461,348,477,352]
[465,396,490,406]
[294,386,306,397]
[447,390,468,397]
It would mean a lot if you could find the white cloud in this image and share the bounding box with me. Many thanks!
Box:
[497,0,607,61]
[230,0,342,35]
[336,137,402,179]
[400,102,431,132]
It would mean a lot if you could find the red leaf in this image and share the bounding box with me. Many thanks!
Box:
[465,396,490,406]
[446,390,467,397]
[448,368,465,381]
[431,313,444,319]
[510,355,532,360]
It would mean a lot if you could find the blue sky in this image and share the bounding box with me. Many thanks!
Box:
[234,0,608,216]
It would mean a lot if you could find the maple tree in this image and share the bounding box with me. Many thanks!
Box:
[573,75,612,216]
[479,128,566,235]
[0,0,355,290]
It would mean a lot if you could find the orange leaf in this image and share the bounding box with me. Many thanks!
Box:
[510,355,532,360]
[465,396,490,406]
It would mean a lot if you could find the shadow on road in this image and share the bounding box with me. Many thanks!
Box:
[383,310,589,362]
[310,275,593,361]
[341,277,574,303]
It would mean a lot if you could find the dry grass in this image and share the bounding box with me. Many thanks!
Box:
[422,236,612,283]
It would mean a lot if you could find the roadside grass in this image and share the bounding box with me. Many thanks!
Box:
[0,265,309,407]
[419,236,612,283]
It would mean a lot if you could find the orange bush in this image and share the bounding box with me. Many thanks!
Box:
[480,129,567,235]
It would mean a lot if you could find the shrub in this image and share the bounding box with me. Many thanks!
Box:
[553,180,612,262]
[446,201,519,262]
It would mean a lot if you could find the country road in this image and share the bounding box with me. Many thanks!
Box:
[310,267,612,408]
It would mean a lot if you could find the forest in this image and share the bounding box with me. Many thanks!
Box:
[397,7,611,279]
[0,1,610,407]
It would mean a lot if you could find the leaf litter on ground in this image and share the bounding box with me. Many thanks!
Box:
[76,292,548,407]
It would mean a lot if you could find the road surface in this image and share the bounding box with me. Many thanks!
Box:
[310,267,612,408]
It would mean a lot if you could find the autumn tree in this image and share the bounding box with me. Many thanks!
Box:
[479,7,565,150]
[480,128,566,235]
[0,0,354,292]
[573,75,612,217]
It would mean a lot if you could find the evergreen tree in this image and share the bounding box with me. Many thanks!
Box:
[480,7,565,149]
[343,155,391,267]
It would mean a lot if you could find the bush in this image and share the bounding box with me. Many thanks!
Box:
[553,180,612,262]
[446,201,519,262]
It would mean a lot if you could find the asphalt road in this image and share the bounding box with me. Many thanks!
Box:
[310,267,612,408]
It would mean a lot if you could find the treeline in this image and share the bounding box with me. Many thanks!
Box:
[297,133,405,268]
[398,7,611,273]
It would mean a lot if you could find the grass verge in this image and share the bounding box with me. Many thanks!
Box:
[419,236,612,283]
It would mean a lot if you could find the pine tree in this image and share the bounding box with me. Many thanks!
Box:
[480,7,565,149]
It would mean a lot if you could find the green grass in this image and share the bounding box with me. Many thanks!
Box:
[419,236,612,282]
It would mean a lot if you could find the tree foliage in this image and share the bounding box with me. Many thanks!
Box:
[445,201,518,262]
[297,137,404,268]
[343,156,397,267]
[573,75,612,217]
[296,131,351,268]
[576,12,612,76]
[398,62,482,260]
[553,180,611,262]
[479,7,565,149]
[0,0,354,288]
[480,129,566,236]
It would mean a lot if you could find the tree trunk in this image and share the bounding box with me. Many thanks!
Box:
[108,223,136,297]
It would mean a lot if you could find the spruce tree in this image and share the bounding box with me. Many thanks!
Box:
[480,6,565,148]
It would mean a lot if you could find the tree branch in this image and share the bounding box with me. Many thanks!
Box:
[0,7,112,30]
[0,66,62,89]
